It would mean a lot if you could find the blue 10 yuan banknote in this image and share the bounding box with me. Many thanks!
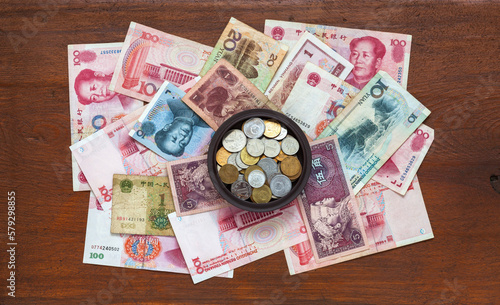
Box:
[129,82,214,160]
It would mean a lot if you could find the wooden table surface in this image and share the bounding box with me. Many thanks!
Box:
[0,0,498,304]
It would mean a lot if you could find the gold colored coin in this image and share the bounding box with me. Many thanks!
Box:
[244,165,263,182]
[216,146,232,166]
[252,185,272,204]
[273,149,287,162]
[263,119,281,138]
[288,163,302,181]
[281,156,301,177]
[240,147,259,165]
[219,164,240,184]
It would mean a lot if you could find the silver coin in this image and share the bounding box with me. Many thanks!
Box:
[247,170,266,188]
[281,135,299,155]
[222,129,247,152]
[264,138,281,158]
[270,174,292,197]
[231,180,252,200]
[237,174,245,181]
[235,151,249,169]
[257,158,280,178]
[246,138,265,157]
[227,153,242,171]
[274,125,288,141]
[243,117,265,139]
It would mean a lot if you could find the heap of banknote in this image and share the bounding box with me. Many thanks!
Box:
[68,18,434,284]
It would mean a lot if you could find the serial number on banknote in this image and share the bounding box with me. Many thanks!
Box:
[90,245,120,252]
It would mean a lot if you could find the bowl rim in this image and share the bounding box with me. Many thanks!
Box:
[207,109,312,212]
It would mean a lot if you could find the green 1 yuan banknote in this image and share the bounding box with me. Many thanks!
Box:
[111,174,175,236]
[317,71,430,194]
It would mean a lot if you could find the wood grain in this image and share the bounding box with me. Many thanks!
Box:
[0,0,498,304]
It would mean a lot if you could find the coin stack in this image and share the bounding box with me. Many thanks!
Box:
[216,117,303,204]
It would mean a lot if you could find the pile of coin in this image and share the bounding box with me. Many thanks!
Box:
[216,117,303,204]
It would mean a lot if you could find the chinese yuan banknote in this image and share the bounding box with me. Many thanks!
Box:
[109,22,213,102]
[168,199,308,284]
[129,82,213,160]
[317,71,430,194]
[264,20,412,89]
[373,124,434,195]
[84,192,234,278]
[284,176,433,275]
[264,32,353,109]
[199,17,288,93]
[182,59,279,130]
[70,106,168,210]
[68,43,144,191]
[166,155,230,216]
[281,62,359,139]
[178,76,200,93]
[111,175,175,236]
[297,135,368,263]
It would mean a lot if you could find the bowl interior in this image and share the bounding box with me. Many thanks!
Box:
[207,109,312,212]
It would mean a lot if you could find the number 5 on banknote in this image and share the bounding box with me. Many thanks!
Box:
[297,135,369,264]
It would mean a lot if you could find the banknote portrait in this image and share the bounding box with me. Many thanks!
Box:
[345,36,386,89]
[74,68,139,111]
[74,68,117,104]
[155,98,210,157]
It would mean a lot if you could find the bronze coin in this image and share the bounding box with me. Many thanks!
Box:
[252,185,272,204]
[281,156,301,177]
[219,164,240,184]
[216,146,232,166]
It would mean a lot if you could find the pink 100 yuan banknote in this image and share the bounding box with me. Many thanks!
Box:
[373,124,434,195]
[264,20,412,90]
[109,22,213,102]
[68,43,144,191]
[168,199,308,284]
[284,176,433,275]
